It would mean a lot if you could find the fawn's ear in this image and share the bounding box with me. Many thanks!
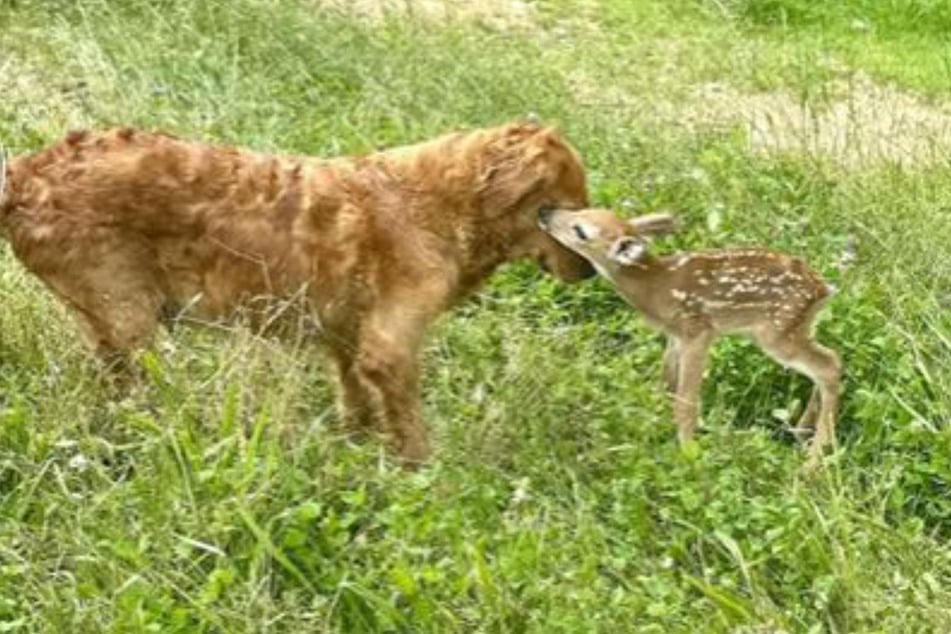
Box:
[629,213,677,237]
[608,236,647,265]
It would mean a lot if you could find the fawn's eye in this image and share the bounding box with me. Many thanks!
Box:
[572,224,589,241]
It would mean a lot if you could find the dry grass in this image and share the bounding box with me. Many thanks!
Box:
[689,71,951,168]
[570,60,951,168]
[314,0,536,29]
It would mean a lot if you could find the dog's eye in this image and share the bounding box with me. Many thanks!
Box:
[572,224,589,241]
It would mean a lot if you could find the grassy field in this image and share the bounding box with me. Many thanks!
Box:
[2,0,951,631]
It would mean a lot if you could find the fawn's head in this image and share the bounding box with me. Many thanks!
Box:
[538,207,677,270]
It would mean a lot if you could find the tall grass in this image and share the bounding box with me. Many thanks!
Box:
[1,0,950,631]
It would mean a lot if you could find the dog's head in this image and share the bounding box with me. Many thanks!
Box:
[477,123,595,282]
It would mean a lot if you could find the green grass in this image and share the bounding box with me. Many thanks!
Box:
[2,0,951,631]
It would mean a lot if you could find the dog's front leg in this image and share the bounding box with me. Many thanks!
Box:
[363,343,428,465]
[340,332,427,465]
[328,301,433,465]
[328,342,377,438]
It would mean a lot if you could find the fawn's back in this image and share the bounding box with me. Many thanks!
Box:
[614,249,835,338]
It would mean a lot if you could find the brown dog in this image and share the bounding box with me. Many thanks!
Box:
[0,122,593,463]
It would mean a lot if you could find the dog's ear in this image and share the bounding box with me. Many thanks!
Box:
[478,127,552,217]
[628,213,677,237]
[539,125,561,143]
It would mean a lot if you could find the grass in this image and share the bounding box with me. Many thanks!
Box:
[1,0,951,631]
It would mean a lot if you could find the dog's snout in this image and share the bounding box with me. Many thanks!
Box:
[578,261,597,280]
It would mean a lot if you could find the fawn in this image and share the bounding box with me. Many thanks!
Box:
[539,206,842,467]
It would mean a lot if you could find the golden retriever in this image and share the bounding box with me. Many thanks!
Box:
[0,122,593,463]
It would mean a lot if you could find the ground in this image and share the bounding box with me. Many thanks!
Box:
[1,1,950,632]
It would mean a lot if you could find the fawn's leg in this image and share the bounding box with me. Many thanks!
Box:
[800,342,841,468]
[662,337,681,394]
[791,388,821,440]
[673,333,713,445]
[759,331,842,468]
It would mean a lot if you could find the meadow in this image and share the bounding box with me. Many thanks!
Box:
[1,0,950,631]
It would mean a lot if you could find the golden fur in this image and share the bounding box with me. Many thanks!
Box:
[0,122,593,462]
